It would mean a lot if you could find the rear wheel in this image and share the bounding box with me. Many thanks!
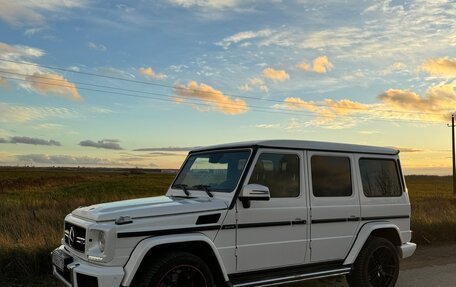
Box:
[133,252,214,287]
[347,237,399,287]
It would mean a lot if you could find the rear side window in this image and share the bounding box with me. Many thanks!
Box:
[311,156,352,197]
[248,153,300,198]
[359,158,402,197]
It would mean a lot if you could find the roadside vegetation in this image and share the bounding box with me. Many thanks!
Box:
[0,167,454,286]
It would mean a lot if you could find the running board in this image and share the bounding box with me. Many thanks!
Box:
[229,263,351,287]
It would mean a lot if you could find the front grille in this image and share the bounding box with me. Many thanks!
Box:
[64,221,86,253]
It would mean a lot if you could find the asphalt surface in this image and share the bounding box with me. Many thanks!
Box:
[286,244,456,287]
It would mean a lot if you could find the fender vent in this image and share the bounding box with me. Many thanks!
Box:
[196,213,221,225]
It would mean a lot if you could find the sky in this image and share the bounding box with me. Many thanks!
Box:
[0,0,455,174]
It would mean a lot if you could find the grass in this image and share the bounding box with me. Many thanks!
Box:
[0,167,454,286]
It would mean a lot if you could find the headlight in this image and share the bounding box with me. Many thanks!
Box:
[98,231,106,253]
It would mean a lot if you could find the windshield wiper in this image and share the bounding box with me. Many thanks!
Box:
[192,184,214,198]
[173,184,190,196]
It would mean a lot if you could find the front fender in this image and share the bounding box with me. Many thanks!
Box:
[122,233,228,286]
[343,222,402,265]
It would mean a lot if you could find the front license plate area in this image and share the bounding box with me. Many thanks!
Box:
[52,249,72,272]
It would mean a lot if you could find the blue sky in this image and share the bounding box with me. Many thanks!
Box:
[0,0,455,174]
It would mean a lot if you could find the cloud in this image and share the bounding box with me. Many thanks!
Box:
[262,68,290,82]
[254,124,280,129]
[33,123,64,130]
[0,42,82,101]
[297,56,334,74]
[88,42,107,52]
[239,77,268,92]
[216,29,274,49]
[24,27,44,37]
[276,97,369,129]
[79,139,123,150]
[16,154,121,166]
[89,106,114,114]
[0,136,60,146]
[0,102,76,123]
[421,57,456,77]
[378,83,456,120]
[25,73,82,101]
[139,67,167,80]
[167,0,254,10]
[133,147,196,152]
[275,80,455,129]
[386,146,424,153]
[0,42,44,59]
[0,0,87,26]
[173,80,248,115]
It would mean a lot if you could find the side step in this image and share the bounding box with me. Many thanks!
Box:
[229,262,352,287]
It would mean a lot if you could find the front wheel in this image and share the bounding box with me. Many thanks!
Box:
[132,252,214,287]
[347,237,400,287]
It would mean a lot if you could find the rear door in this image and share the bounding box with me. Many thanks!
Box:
[307,151,361,262]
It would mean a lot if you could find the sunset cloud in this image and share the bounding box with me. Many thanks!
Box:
[421,57,456,77]
[133,147,196,152]
[297,56,334,74]
[282,97,318,111]
[16,154,121,166]
[173,80,247,115]
[0,136,60,146]
[79,139,123,150]
[0,42,82,101]
[378,83,456,119]
[386,146,424,153]
[25,73,82,101]
[262,68,290,82]
[239,77,268,92]
[139,67,167,80]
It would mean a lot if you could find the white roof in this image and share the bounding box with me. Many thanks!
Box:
[191,140,398,155]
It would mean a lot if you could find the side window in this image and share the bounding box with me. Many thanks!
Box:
[248,153,300,198]
[359,158,402,197]
[311,155,352,197]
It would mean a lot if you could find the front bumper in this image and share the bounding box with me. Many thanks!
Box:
[399,242,417,259]
[52,245,124,287]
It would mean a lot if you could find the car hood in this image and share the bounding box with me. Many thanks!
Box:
[71,196,228,222]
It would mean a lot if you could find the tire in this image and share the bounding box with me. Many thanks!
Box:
[132,252,215,287]
[347,237,400,287]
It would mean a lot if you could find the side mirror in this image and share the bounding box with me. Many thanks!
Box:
[239,184,270,208]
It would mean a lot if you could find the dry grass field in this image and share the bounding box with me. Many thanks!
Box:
[0,167,454,286]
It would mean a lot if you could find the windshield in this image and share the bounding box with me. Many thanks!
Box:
[172,149,251,193]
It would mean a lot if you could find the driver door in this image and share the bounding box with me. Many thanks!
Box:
[235,149,309,272]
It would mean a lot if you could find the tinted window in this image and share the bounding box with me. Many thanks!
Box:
[359,159,402,197]
[311,156,352,197]
[248,153,300,197]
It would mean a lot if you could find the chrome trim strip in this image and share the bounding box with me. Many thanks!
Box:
[232,267,351,287]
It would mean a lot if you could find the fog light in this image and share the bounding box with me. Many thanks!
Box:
[98,231,105,253]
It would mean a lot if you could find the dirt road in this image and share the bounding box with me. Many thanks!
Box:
[287,244,456,287]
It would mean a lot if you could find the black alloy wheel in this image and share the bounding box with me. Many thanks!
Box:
[347,237,400,287]
[157,264,208,287]
[132,252,214,287]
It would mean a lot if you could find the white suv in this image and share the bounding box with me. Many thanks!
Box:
[52,140,416,287]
